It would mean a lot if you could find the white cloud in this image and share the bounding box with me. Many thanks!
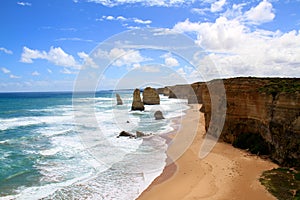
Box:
[172,1,300,78]
[32,71,40,76]
[174,17,246,51]
[60,68,78,74]
[245,0,275,25]
[88,0,195,7]
[191,8,209,15]
[112,49,148,67]
[165,57,179,67]
[10,74,21,79]
[133,18,152,24]
[116,16,126,21]
[21,46,80,69]
[211,0,226,13]
[78,52,99,68]
[17,1,31,6]
[99,15,152,25]
[1,67,10,74]
[106,16,115,20]
[131,64,160,72]
[47,69,53,74]
[0,47,13,54]
[161,53,180,67]
[55,38,93,42]
[95,48,149,67]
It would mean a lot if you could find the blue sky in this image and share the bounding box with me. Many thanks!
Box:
[0,0,299,92]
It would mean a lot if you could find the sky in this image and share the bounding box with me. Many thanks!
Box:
[0,0,299,92]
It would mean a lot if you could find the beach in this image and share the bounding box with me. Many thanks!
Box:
[138,104,278,200]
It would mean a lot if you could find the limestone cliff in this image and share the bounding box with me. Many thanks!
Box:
[200,77,300,167]
[143,87,160,105]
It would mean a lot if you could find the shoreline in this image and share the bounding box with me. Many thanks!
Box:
[137,104,278,200]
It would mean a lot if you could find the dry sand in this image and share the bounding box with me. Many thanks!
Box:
[138,104,277,200]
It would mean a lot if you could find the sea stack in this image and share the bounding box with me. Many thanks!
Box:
[143,87,160,105]
[131,89,145,111]
[116,93,123,105]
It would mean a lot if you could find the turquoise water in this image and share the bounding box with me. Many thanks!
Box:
[0,91,188,199]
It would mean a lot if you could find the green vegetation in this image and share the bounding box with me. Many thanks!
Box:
[233,132,270,155]
[258,78,300,95]
[260,167,300,200]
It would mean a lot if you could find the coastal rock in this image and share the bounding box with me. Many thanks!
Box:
[200,77,300,167]
[116,93,123,105]
[118,131,135,138]
[131,89,145,111]
[143,87,160,105]
[136,131,146,137]
[154,110,164,120]
[167,84,203,104]
[189,82,204,104]
[157,87,170,96]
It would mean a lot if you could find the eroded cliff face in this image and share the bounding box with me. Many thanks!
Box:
[157,83,203,104]
[200,77,300,167]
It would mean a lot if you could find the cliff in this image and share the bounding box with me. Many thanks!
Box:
[157,83,204,104]
[200,77,300,167]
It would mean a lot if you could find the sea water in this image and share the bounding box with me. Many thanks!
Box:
[0,91,188,200]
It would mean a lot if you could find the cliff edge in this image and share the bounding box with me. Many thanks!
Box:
[200,77,300,167]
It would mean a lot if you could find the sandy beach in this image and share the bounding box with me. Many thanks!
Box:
[138,104,278,200]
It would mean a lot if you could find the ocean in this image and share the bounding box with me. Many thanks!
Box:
[0,91,188,199]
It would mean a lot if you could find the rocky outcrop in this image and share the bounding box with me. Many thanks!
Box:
[118,131,135,138]
[116,93,123,105]
[117,131,150,138]
[136,131,150,137]
[143,87,160,105]
[200,77,300,167]
[154,110,164,120]
[165,83,204,104]
[157,87,170,96]
[131,89,145,111]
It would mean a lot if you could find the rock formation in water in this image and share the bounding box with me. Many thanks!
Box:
[136,131,148,137]
[154,110,165,120]
[200,77,300,167]
[143,87,160,105]
[118,131,135,138]
[116,93,123,105]
[131,89,145,111]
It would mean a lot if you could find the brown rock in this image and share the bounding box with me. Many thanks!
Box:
[136,131,146,137]
[116,93,123,105]
[143,87,160,105]
[154,110,165,120]
[118,131,134,138]
[131,89,145,111]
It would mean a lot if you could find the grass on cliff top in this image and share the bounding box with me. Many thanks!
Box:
[260,167,300,200]
[258,78,300,95]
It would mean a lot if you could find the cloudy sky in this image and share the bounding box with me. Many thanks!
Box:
[0,0,299,92]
